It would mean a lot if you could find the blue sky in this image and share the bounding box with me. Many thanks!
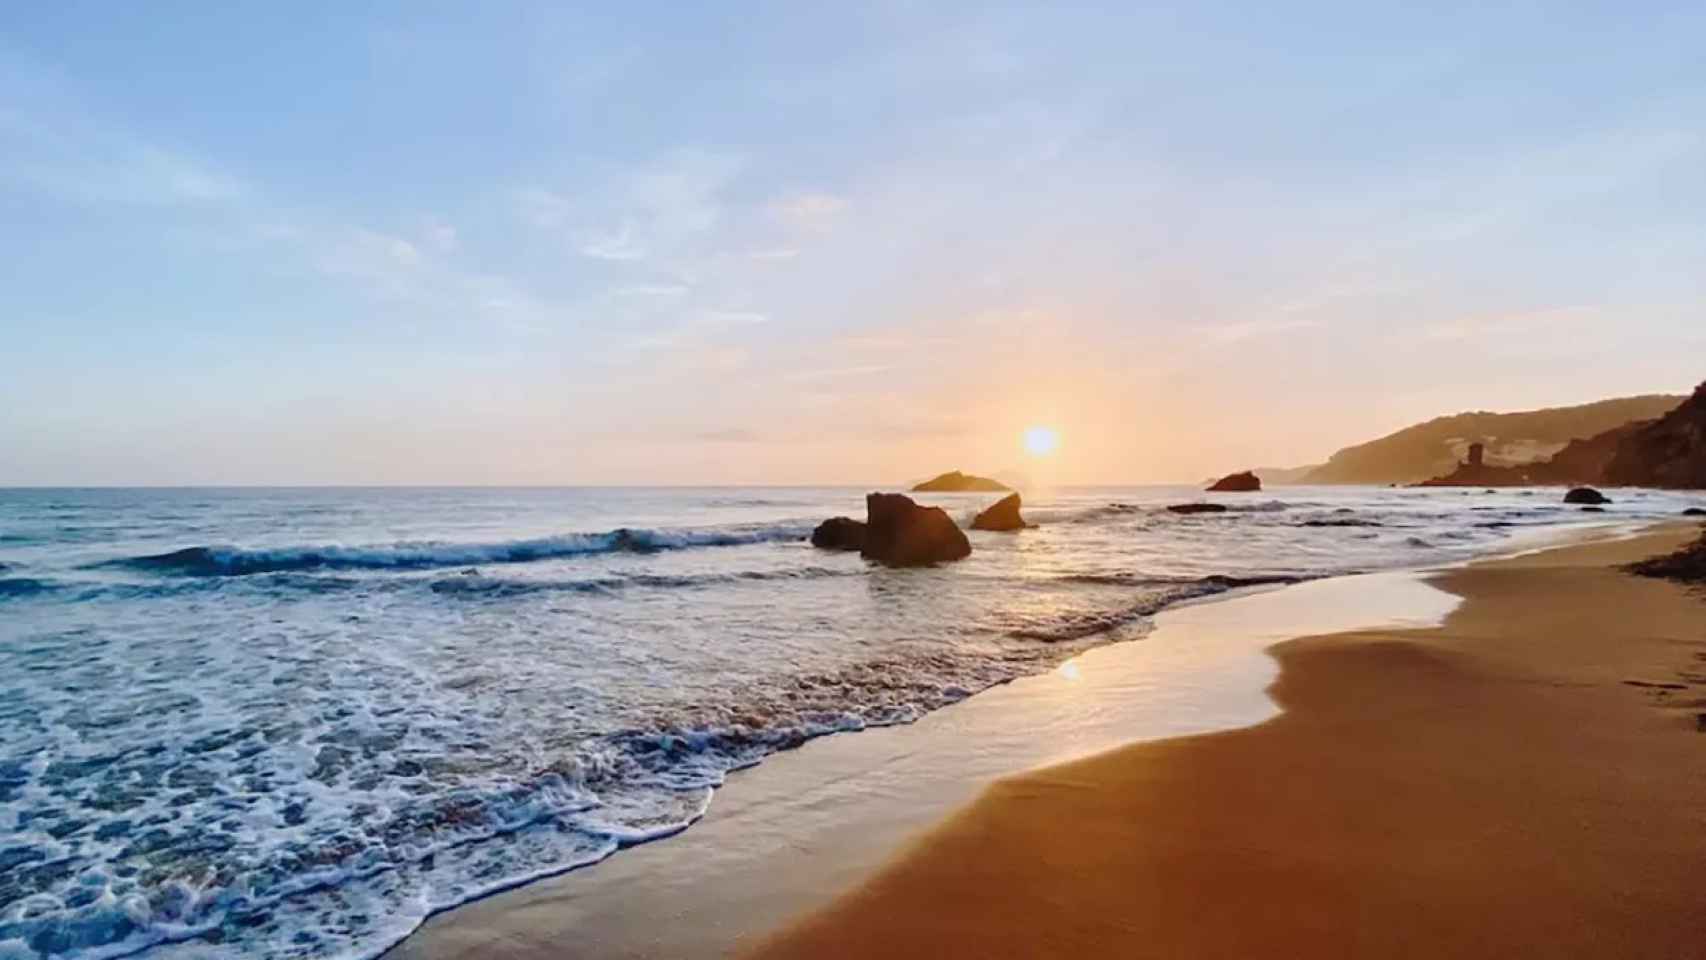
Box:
[3,2,1704,484]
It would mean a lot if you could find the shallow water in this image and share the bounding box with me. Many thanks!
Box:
[0,484,1694,959]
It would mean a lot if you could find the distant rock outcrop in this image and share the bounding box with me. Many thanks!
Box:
[971,493,1027,531]
[1302,393,1684,485]
[1684,508,1706,517]
[1564,487,1611,505]
[1207,470,1261,492]
[911,471,1010,493]
[1416,420,1649,488]
[861,493,972,566]
[810,517,867,551]
[1602,381,1706,489]
[1168,503,1229,515]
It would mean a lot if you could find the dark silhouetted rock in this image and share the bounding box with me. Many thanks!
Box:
[810,517,866,551]
[1206,470,1261,492]
[1684,507,1706,517]
[911,471,1010,493]
[1168,503,1229,514]
[861,493,971,566]
[1580,506,1606,513]
[1564,487,1611,505]
[971,493,1026,531]
[1603,380,1706,489]
[1627,529,1706,584]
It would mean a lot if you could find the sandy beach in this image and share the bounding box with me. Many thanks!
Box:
[747,525,1706,959]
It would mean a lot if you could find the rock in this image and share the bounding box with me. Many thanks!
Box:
[911,471,1010,493]
[1466,442,1485,467]
[971,493,1026,531]
[1580,506,1606,513]
[861,493,972,567]
[1168,503,1229,514]
[810,517,866,551]
[1683,508,1706,517]
[1564,487,1611,505]
[1206,470,1261,492]
[1603,380,1706,489]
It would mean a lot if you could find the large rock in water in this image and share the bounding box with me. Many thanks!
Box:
[911,470,1010,493]
[1603,380,1706,489]
[810,517,866,551]
[1564,487,1611,505]
[1207,470,1261,492]
[971,493,1026,531]
[861,493,971,566]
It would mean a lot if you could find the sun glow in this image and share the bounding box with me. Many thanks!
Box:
[1023,426,1060,457]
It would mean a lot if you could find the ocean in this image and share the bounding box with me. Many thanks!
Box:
[0,484,1695,959]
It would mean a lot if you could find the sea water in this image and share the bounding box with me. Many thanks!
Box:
[0,484,1694,959]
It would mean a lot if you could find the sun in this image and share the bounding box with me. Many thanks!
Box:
[1023,425,1059,457]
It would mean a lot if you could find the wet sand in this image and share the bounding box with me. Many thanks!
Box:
[747,526,1706,959]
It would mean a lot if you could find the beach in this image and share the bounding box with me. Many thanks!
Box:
[748,525,1706,959]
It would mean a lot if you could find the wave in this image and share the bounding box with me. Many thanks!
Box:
[1012,573,1303,641]
[427,565,859,598]
[95,523,815,577]
[0,577,54,598]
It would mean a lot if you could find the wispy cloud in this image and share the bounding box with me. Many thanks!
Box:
[770,191,847,229]
[783,363,894,382]
[1419,306,1600,343]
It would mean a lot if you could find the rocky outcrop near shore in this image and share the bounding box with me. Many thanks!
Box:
[1564,487,1611,505]
[1207,470,1261,492]
[810,517,867,551]
[1168,503,1229,514]
[861,493,972,566]
[971,493,1027,531]
[911,471,1010,493]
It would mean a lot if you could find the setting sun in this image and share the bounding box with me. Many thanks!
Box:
[1023,426,1060,457]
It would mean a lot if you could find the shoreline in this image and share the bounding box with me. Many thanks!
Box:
[384,525,1635,959]
[746,523,1706,959]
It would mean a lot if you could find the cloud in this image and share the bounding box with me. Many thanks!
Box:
[422,219,458,252]
[783,364,894,382]
[695,309,768,328]
[770,191,847,229]
[693,427,764,443]
[578,221,647,260]
[524,149,743,264]
[1419,306,1600,343]
[614,283,691,298]
[512,186,572,228]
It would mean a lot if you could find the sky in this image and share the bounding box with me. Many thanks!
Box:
[3,2,1704,485]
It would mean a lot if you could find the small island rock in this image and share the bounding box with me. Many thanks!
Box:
[971,493,1027,532]
[861,493,972,567]
[1682,507,1705,516]
[810,517,867,551]
[1207,470,1261,492]
[911,471,1010,493]
[1564,487,1611,505]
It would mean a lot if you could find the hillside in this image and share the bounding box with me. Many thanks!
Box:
[1603,382,1706,488]
[1301,394,1684,486]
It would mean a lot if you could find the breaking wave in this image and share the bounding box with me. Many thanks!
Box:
[96,524,815,577]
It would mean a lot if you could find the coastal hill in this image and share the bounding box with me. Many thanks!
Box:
[1603,381,1706,488]
[1416,381,1705,489]
[1297,394,1684,486]
[911,471,1011,493]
